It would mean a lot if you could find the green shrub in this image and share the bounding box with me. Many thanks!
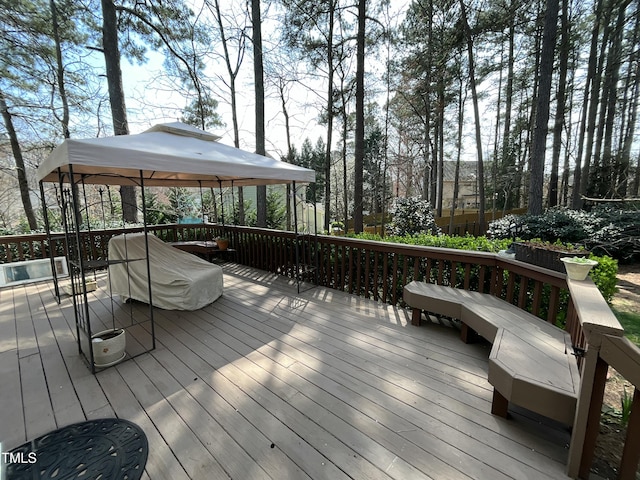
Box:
[389,197,440,236]
[353,232,512,252]
[588,254,618,303]
[487,206,640,262]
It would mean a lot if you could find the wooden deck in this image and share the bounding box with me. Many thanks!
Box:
[0,263,572,479]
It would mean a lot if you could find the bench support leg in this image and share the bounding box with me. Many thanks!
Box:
[411,308,422,326]
[460,323,477,344]
[491,389,509,419]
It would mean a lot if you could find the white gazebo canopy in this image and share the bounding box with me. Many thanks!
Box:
[37,122,315,187]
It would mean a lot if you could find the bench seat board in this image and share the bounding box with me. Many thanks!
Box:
[462,301,568,348]
[488,329,579,425]
[403,282,469,320]
[403,281,580,426]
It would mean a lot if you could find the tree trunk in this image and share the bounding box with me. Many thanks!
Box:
[0,91,38,230]
[501,23,515,209]
[459,0,486,231]
[212,0,245,224]
[633,152,640,196]
[449,77,465,234]
[102,0,137,223]
[580,0,611,199]
[422,0,433,203]
[436,79,444,218]
[353,0,365,234]
[492,41,503,220]
[279,80,293,230]
[600,1,627,197]
[381,6,391,237]
[324,1,336,233]
[50,0,70,139]
[521,9,544,210]
[341,94,349,230]
[528,0,559,215]
[616,4,640,197]
[548,0,569,207]
[571,0,603,207]
[561,62,576,206]
[251,0,266,227]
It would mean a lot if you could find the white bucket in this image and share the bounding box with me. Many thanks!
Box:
[91,329,126,366]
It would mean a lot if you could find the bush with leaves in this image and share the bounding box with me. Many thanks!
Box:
[589,254,619,303]
[389,197,440,236]
[360,232,512,252]
[586,206,640,261]
[485,214,526,239]
[487,206,640,261]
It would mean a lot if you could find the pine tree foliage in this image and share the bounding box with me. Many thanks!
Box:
[1,0,640,231]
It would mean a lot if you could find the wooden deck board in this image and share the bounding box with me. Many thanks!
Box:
[213,282,568,477]
[97,364,191,480]
[0,287,17,354]
[150,311,356,480]
[137,317,313,480]
[0,348,24,449]
[0,266,572,479]
[35,281,115,419]
[166,310,427,480]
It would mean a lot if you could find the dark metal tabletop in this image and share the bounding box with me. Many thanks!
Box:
[6,418,148,480]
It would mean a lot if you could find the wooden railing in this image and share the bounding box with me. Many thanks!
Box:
[1,224,639,478]
[0,224,582,346]
[566,279,640,479]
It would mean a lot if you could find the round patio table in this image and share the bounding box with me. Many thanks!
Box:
[6,418,148,480]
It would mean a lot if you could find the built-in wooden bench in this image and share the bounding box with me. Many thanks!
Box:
[404,281,580,426]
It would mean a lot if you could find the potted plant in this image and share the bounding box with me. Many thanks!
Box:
[560,256,598,281]
[513,240,587,272]
[91,328,126,367]
[215,237,229,251]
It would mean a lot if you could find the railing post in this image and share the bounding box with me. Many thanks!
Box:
[619,388,640,480]
[567,348,608,478]
[566,277,625,478]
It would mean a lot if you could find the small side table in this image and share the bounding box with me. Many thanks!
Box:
[170,241,235,262]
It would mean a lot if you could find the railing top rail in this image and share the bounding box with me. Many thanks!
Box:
[600,335,640,386]
[567,278,624,343]
[0,232,50,241]
[496,257,568,287]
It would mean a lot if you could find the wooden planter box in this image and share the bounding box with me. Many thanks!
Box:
[513,242,586,273]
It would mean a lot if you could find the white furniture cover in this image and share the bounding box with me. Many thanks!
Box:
[108,233,223,311]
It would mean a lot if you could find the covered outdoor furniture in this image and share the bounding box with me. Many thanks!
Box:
[109,233,223,311]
